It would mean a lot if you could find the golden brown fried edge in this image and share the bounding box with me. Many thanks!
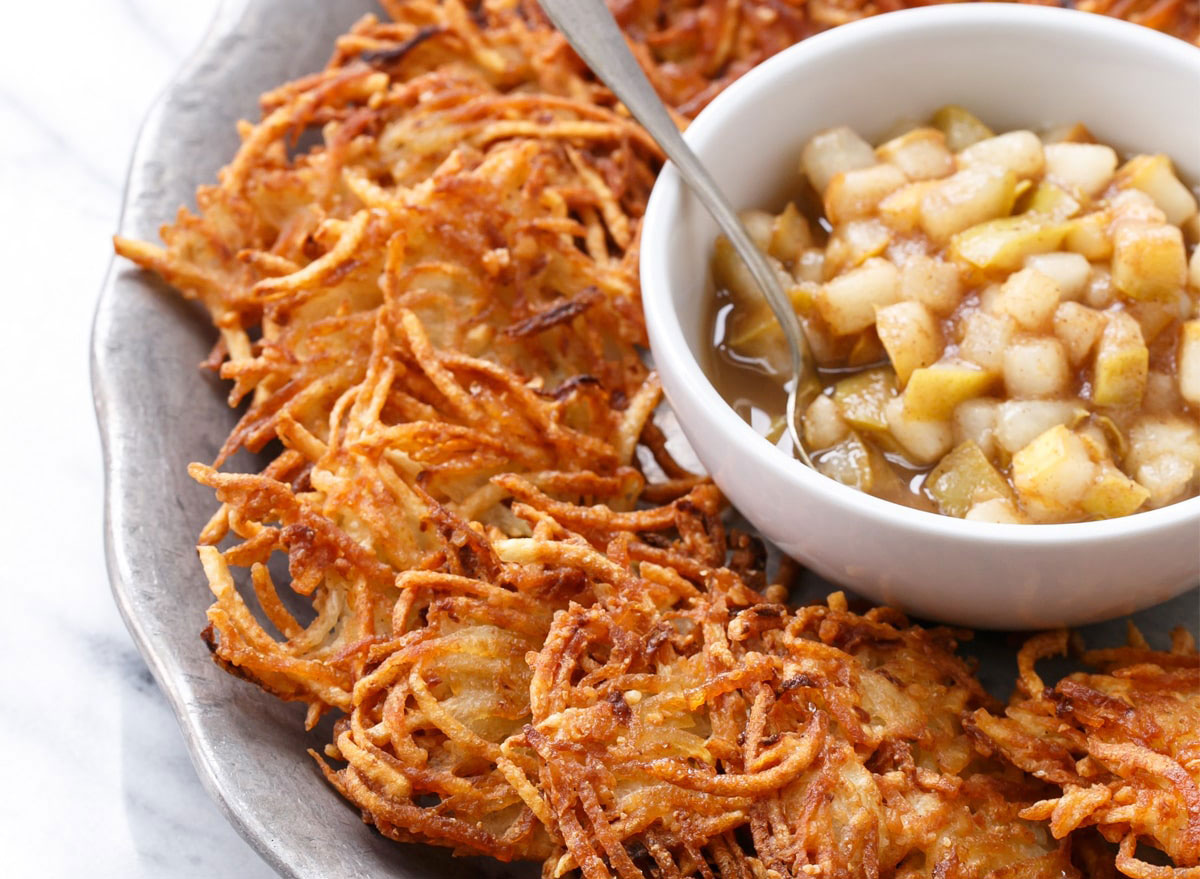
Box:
[967,627,1200,878]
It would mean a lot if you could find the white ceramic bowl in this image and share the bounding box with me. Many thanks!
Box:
[641,4,1200,629]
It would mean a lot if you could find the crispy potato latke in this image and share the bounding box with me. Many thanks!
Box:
[967,628,1200,878]
[323,503,1084,878]
[113,1,1199,877]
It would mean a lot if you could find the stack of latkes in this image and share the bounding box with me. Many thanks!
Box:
[114,3,1200,877]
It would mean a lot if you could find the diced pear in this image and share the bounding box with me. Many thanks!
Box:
[977,283,1003,315]
[993,267,1061,331]
[1044,143,1118,198]
[920,167,1017,242]
[897,253,962,314]
[1083,266,1116,309]
[1018,181,1081,220]
[949,216,1067,273]
[825,164,908,224]
[1126,300,1179,344]
[1062,211,1112,261]
[884,396,953,464]
[768,202,812,262]
[876,127,955,181]
[931,105,994,152]
[1077,420,1116,460]
[833,367,898,434]
[878,181,938,234]
[725,315,803,378]
[1110,188,1168,227]
[725,307,790,376]
[793,247,825,283]
[802,126,877,195]
[1003,336,1070,398]
[824,219,892,275]
[995,399,1081,454]
[713,235,771,308]
[817,258,899,335]
[814,433,871,489]
[1011,425,1099,520]
[1111,223,1186,302]
[1053,301,1105,365]
[926,440,1013,517]
[1129,414,1200,465]
[739,210,775,250]
[1081,465,1150,518]
[790,282,818,314]
[803,393,850,450]
[799,312,845,367]
[1092,312,1149,407]
[903,363,997,421]
[847,331,886,368]
[1040,122,1096,145]
[959,312,1015,374]
[958,130,1045,179]
[725,302,776,348]
[1025,252,1090,300]
[1133,454,1197,507]
[815,432,902,496]
[953,397,1000,459]
[1126,414,1200,506]
[876,301,942,385]
[1115,154,1198,226]
[862,442,910,500]
[1179,320,1200,406]
[725,283,815,356]
[1190,243,1200,291]
[965,498,1026,523]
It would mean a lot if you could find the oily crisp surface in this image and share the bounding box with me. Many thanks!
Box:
[113,2,1200,877]
[968,629,1200,878]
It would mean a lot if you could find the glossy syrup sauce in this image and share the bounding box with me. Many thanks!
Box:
[701,176,941,512]
[705,295,939,512]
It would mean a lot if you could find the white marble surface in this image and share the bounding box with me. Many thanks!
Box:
[0,2,273,875]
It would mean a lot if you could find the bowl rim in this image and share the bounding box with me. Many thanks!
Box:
[641,2,1200,547]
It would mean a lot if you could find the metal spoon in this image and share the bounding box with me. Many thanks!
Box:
[539,0,819,466]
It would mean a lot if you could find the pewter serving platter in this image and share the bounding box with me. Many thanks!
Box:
[92,2,1198,877]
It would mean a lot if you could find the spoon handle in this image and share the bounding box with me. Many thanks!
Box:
[539,0,817,464]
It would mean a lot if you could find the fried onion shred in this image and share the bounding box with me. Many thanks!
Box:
[113,1,1200,877]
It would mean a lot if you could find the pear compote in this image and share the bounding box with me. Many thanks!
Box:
[708,107,1200,523]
